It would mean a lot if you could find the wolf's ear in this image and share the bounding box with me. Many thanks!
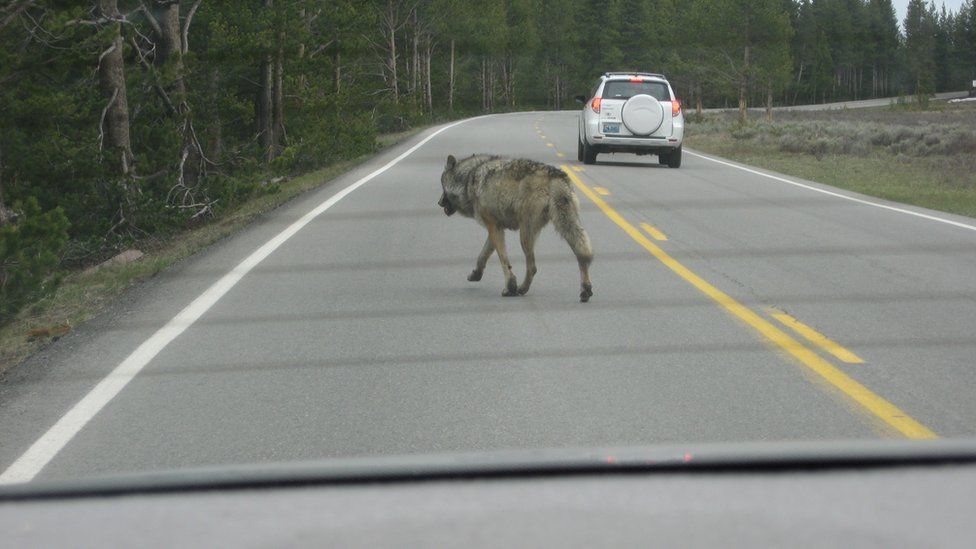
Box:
[445,155,457,170]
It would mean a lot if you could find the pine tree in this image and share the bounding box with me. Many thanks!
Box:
[867,0,901,97]
[691,0,793,121]
[904,0,936,98]
[934,5,953,92]
[956,0,976,89]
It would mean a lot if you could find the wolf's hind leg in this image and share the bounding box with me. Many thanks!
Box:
[553,215,593,302]
[517,224,543,295]
[578,256,593,302]
[468,236,494,281]
[485,221,518,297]
[572,230,594,302]
[564,229,593,302]
[550,188,594,302]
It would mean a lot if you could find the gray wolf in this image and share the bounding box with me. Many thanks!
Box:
[438,154,593,302]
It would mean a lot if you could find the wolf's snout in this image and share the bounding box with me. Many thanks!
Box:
[438,192,455,216]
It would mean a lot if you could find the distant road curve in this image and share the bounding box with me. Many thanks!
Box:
[702,91,970,113]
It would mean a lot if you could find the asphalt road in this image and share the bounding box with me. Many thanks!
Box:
[2,111,976,484]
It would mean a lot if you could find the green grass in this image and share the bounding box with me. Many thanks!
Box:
[686,135,976,218]
[684,102,976,219]
[0,127,425,375]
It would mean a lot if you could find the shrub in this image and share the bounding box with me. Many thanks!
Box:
[0,198,69,323]
[729,124,759,140]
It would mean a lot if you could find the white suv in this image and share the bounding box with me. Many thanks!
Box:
[576,72,684,167]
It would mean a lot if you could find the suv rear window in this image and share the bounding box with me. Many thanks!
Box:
[602,81,671,101]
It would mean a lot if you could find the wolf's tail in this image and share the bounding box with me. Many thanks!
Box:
[550,175,593,268]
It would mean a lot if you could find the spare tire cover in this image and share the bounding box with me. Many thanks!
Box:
[621,94,664,136]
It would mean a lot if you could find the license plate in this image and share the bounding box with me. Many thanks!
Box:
[603,123,620,134]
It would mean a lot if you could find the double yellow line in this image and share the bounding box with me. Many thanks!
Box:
[561,165,937,440]
[768,309,864,364]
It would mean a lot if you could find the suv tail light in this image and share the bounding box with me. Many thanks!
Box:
[672,99,681,117]
[591,97,602,113]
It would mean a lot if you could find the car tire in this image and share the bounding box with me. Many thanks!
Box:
[582,140,597,165]
[577,138,584,162]
[667,146,682,168]
[658,154,669,166]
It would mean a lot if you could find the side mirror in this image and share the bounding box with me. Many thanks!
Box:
[573,95,587,104]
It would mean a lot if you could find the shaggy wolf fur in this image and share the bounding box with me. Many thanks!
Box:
[438,154,593,302]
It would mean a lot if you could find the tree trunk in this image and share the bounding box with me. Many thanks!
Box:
[257,0,274,163]
[258,52,273,162]
[504,57,516,108]
[487,59,494,111]
[273,35,285,151]
[388,29,398,103]
[448,39,455,114]
[152,1,208,190]
[424,37,433,114]
[500,57,516,107]
[0,140,8,227]
[98,0,133,175]
[793,62,804,105]
[156,3,179,61]
[501,60,509,106]
[500,60,507,106]
[387,0,399,104]
[696,82,703,115]
[209,67,223,160]
[297,6,307,95]
[156,1,185,97]
[411,8,418,103]
[871,64,876,97]
[333,42,341,94]
[553,69,563,110]
[481,57,487,111]
[553,72,561,110]
[738,45,750,123]
[764,79,773,121]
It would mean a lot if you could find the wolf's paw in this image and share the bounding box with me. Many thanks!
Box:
[502,278,519,297]
[580,283,593,303]
[468,269,484,282]
[517,285,530,295]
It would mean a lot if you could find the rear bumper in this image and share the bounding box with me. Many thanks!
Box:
[589,135,681,155]
[593,141,681,155]
[582,114,684,154]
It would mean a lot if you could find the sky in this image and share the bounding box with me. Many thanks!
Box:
[892,0,969,25]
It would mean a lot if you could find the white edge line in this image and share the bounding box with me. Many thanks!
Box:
[684,149,976,233]
[0,115,488,485]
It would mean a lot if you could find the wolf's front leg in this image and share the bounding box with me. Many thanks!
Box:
[484,221,518,296]
[468,236,494,281]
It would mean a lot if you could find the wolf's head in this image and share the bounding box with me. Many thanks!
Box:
[438,154,460,217]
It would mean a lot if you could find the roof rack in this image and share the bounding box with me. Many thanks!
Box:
[602,71,667,80]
